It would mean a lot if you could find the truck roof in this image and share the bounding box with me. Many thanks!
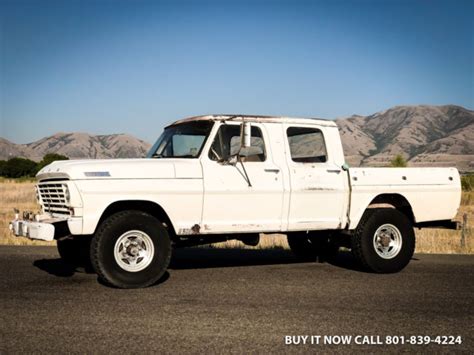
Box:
[169,114,337,127]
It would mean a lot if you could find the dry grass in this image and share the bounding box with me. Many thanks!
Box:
[415,191,473,254]
[0,178,54,246]
[0,179,472,253]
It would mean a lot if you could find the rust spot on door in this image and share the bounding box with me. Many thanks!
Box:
[191,224,201,234]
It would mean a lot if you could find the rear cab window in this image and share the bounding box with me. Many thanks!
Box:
[286,126,327,163]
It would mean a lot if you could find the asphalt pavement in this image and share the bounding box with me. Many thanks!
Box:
[0,246,472,353]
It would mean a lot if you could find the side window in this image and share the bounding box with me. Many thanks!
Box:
[287,127,327,163]
[209,124,266,162]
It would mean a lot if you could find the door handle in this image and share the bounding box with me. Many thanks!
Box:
[264,168,280,173]
[327,169,341,173]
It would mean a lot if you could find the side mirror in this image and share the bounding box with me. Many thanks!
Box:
[240,122,251,148]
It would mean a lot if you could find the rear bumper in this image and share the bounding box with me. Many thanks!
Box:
[414,220,461,230]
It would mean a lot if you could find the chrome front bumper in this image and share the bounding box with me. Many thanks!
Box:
[10,219,56,241]
[10,212,83,242]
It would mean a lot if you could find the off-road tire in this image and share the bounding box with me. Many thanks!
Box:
[57,235,92,269]
[287,232,339,262]
[90,210,171,289]
[351,208,415,273]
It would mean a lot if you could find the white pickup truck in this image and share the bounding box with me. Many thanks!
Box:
[11,115,461,288]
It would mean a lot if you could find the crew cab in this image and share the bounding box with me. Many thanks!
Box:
[10,115,462,288]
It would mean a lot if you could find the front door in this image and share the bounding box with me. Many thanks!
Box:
[200,122,284,233]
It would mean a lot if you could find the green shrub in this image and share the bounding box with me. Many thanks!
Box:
[0,160,6,175]
[0,154,69,178]
[390,154,407,167]
[461,174,474,191]
[1,158,38,178]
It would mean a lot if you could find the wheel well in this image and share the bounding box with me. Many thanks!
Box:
[367,194,415,223]
[97,200,176,239]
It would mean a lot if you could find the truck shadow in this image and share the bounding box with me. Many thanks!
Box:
[32,248,368,281]
[33,258,170,287]
[169,248,300,269]
[169,248,366,272]
[33,258,80,277]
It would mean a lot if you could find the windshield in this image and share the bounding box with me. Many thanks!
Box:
[147,121,214,158]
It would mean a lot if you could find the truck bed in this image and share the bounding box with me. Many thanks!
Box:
[347,167,461,228]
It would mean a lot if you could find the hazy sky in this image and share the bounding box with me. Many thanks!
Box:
[1,0,472,144]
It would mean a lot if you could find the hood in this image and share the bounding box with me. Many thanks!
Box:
[36,158,202,180]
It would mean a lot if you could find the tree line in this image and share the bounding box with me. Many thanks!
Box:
[0,154,69,178]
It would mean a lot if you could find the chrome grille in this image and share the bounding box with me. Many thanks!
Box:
[37,182,70,215]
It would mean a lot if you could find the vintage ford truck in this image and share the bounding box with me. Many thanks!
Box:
[10,115,461,288]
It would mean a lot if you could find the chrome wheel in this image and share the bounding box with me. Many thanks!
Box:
[114,230,155,272]
[373,223,402,259]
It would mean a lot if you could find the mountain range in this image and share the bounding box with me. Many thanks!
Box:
[1,105,473,171]
[337,105,473,172]
[0,133,151,161]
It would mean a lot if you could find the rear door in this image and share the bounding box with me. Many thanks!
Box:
[285,125,347,230]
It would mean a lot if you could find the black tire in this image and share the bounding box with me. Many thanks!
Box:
[287,232,339,262]
[90,210,171,289]
[57,236,92,269]
[351,208,415,273]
